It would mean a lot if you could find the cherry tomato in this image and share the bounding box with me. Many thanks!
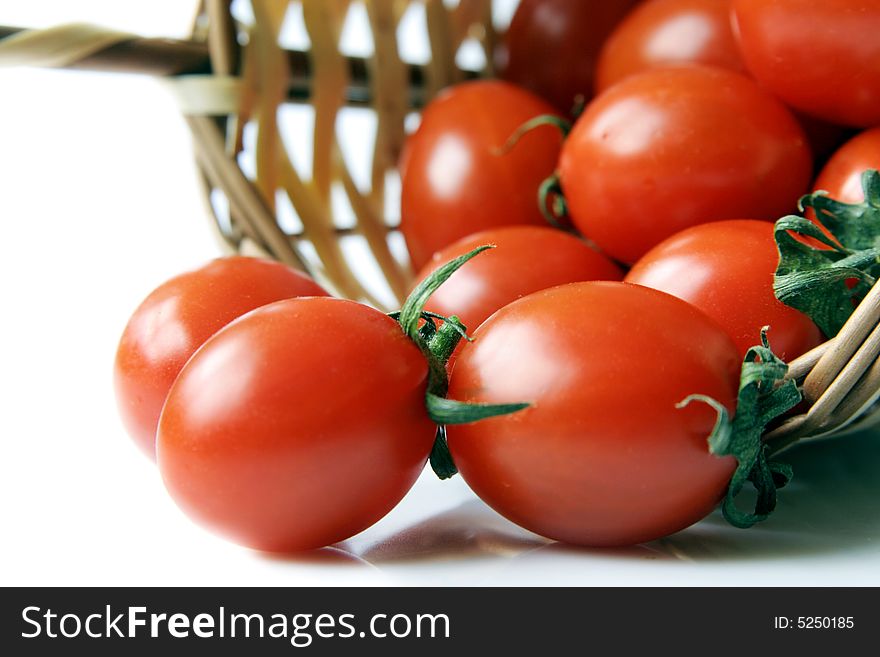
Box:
[400,81,562,270]
[813,127,880,204]
[114,256,328,459]
[496,0,640,113]
[415,226,622,333]
[596,0,745,93]
[559,66,812,264]
[732,0,880,128]
[626,220,823,360]
[157,297,435,553]
[593,0,848,165]
[446,282,741,547]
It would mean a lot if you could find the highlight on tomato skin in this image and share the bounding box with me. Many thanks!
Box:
[399,80,563,270]
[446,281,742,548]
[413,226,623,334]
[156,296,436,554]
[595,0,746,93]
[558,66,812,265]
[113,256,329,461]
[625,220,824,361]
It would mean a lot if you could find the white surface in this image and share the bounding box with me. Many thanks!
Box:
[2,4,879,588]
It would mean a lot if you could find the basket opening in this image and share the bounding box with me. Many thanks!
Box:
[336,106,378,193]
[339,2,374,58]
[338,234,399,309]
[397,3,431,65]
[278,2,310,51]
[456,37,487,71]
[274,189,303,235]
[277,106,315,179]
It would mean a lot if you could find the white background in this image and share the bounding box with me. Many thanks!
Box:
[1,1,879,587]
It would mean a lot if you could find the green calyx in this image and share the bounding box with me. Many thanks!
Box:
[774,169,880,337]
[395,245,530,479]
[679,330,802,529]
[538,172,568,228]
[496,114,573,229]
[495,114,573,157]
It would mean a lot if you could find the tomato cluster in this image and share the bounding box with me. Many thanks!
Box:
[116,0,880,553]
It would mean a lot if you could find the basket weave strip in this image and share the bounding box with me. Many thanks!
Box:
[190,0,495,306]
[768,279,880,448]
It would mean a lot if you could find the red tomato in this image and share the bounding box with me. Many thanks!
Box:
[732,0,880,128]
[446,282,741,547]
[400,81,562,269]
[415,226,623,332]
[157,297,434,553]
[813,127,880,203]
[626,220,823,359]
[114,256,328,460]
[596,0,745,93]
[559,66,812,264]
[594,0,848,165]
[496,0,640,113]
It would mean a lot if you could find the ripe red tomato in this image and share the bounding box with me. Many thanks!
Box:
[626,220,823,360]
[596,0,745,93]
[114,256,328,460]
[400,81,562,270]
[813,127,880,204]
[594,0,848,165]
[415,226,622,332]
[157,297,435,553]
[559,66,812,264]
[496,0,640,113]
[446,282,741,547]
[732,0,880,128]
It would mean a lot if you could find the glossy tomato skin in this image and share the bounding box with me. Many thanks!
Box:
[157,297,434,553]
[415,226,623,333]
[732,0,880,128]
[626,220,823,360]
[114,257,328,460]
[446,282,740,547]
[594,0,848,165]
[400,80,562,270]
[813,127,880,203]
[560,66,812,265]
[596,0,745,93]
[497,0,640,113]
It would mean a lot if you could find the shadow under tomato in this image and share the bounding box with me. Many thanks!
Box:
[647,427,880,561]
[258,545,375,568]
[361,426,880,566]
[259,427,878,568]
[356,501,549,564]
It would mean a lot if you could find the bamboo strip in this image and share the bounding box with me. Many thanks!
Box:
[0,23,135,68]
[827,364,880,431]
[785,339,833,382]
[803,277,880,403]
[0,24,476,105]
[278,156,382,304]
[337,151,409,304]
[303,0,350,201]
[164,74,242,115]
[801,320,880,430]
[186,114,308,270]
[206,0,240,76]
[251,0,287,212]
[424,0,459,98]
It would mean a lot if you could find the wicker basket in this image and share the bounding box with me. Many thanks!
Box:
[1,0,878,447]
